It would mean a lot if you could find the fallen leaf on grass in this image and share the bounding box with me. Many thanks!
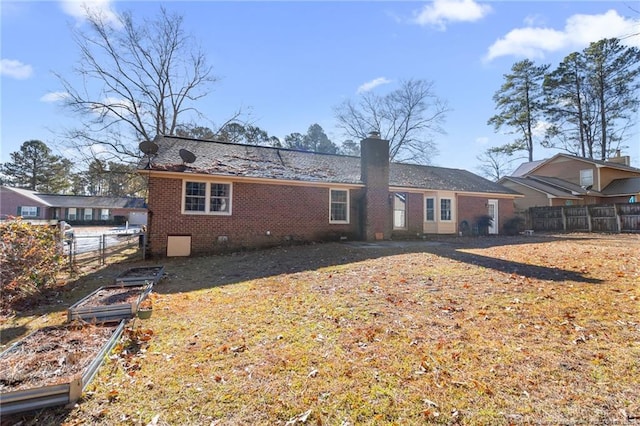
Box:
[286,409,312,425]
[231,344,247,353]
[107,389,119,402]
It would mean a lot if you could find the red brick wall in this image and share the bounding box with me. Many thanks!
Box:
[0,188,48,219]
[147,177,362,256]
[457,195,515,234]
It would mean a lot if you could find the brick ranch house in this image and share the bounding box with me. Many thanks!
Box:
[141,135,521,256]
[0,185,147,226]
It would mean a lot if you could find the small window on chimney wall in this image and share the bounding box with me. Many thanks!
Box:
[580,169,593,187]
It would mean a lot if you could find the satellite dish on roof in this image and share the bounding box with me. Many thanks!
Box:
[179,148,197,164]
[139,140,159,155]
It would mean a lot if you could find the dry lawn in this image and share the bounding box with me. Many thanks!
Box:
[2,233,639,425]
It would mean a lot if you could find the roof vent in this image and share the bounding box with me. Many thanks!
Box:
[179,149,197,164]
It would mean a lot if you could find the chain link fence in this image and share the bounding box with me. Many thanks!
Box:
[63,229,147,270]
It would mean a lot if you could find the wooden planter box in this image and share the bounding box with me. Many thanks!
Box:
[68,283,152,323]
[0,321,125,415]
[114,265,164,286]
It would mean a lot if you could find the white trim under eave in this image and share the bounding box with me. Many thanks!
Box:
[387,186,522,199]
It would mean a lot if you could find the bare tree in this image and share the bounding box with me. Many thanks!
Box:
[56,6,217,163]
[334,79,450,164]
[475,147,521,181]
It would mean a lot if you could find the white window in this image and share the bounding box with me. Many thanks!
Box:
[20,206,38,217]
[580,169,593,187]
[330,189,349,223]
[67,208,77,221]
[440,198,452,221]
[101,209,110,220]
[425,197,435,222]
[183,181,232,215]
[84,209,93,221]
[393,193,407,229]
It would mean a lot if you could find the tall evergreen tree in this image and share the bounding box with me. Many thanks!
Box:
[544,39,640,160]
[543,52,596,158]
[0,140,71,192]
[303,124,338,154]
[488,59,550,162]
[583,38,640,160]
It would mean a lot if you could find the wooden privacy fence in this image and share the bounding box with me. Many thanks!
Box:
[528,203,640,233]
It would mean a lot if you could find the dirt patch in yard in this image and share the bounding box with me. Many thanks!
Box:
[73,286,144,309]
[0,324,117,392]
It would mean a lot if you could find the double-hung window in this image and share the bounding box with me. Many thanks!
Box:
[330,189,349,223]
[19,206,38,217]
[84,209,93,221]
[393,193,407,229]
[67,208,77,221]
[440,199,452,221]
[580,169,593,187]
[184,181,232,215]
[425,198,435,222]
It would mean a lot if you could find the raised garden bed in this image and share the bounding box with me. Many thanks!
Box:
[68,283,152,323]
[0,321,125,415]
[114,265,164,286]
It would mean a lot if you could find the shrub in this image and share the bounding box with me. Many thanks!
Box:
[503,216,526,236]
[0,218,64,302]
[474,214,494,236]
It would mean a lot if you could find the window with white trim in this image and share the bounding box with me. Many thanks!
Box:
[183,181,232,214]
[440,198,452,221]
[580,169,593,187]
[67,208,77,221]
[393,193,407,229]
[330,189,349,223]
[84,209,93,221]
[101,209,110,220]
[20,206,38,217]
[425,197,435,222]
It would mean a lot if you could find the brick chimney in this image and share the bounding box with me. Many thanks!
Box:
[606,149,631,166]
[361,132,391,241]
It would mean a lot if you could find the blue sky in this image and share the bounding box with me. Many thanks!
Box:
[1,0,639,173]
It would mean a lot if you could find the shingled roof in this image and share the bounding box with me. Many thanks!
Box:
[602,177,640,196]
[2,186,146,209]
[146,136,519,196]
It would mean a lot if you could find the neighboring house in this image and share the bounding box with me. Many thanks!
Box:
[499,152,640,213]
[141,135,521,257]
[0,186,147,225]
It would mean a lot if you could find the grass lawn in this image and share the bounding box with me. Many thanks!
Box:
[2,233,639,425]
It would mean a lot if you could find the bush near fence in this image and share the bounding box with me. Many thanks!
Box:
[0,218,64,305]
[527,203,640,233]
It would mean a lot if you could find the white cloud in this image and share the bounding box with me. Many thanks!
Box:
[532,121,551,138]
[40,92,69,103]
[59,0,119,26]
[475,136,490,145]
[0,59,33,79]
[89,97,134,118]
[413,0,492,30]
[357,77,392,94]
[485,9,640,62]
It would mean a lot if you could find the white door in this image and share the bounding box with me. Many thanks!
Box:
[487,199,498,234]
